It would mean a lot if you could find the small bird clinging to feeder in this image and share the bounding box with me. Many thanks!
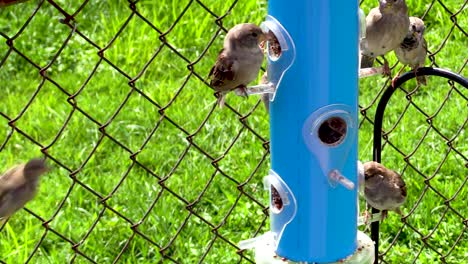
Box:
[394,16,428,87]
[363,161,407,221]
[208,23,267,108]
[0,158,49,223]
[360,0,410,76]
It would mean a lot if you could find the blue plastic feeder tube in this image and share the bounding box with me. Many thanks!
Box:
[267,0,359,263]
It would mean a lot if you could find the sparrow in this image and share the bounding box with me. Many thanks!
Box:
[208,23,266,107]
[363,161,407,220]
[360,0,410,76]
[0,158,49,222]
[394,16,427,86]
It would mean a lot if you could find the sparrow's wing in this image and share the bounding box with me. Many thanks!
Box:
[391,171,407,196]
[422,38,428,53]
[366,7,383,29]
[0,187,10,206]
[209,49,237,88]
[0,167,18,211]
[0,184,14,218]
[0,166,24,189]
[360,8,382,68]
[0,165,26,208]
[0,166,20,181]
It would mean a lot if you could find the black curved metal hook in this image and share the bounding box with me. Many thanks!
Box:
[370,67,468,263]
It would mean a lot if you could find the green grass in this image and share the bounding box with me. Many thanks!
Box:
[0,0,467,263]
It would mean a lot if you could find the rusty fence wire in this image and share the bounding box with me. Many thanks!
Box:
[0,0,466,263]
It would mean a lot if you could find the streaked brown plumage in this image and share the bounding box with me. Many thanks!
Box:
[360,0,410,75]
[0,158,49,222]
[363,161,407,220]
[394,16,427,85]
[209,23,266,107]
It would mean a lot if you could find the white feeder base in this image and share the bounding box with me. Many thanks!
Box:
[239,231,374,264]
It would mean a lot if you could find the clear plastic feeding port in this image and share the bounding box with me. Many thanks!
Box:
[253,15,296,102]
[263,171,293,215]
[302,105,357,191]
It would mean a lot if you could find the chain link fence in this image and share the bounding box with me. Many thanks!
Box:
[0,0,466,263]
[358,0,467,263]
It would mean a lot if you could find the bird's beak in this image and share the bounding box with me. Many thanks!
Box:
[412,29,424,42]
[258,33,268,49]
[383,1,393,10]
[364,173,371,180]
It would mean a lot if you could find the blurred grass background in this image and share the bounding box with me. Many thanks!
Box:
[0,0,466,263]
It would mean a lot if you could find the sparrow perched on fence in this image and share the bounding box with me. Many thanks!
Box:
[360,0,410,76]
[208,23,266,107]
[0,158,49,223]
[394,16,427,86]
[363,161,407,221]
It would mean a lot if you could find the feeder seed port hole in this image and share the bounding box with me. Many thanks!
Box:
[264,30,282,60]
[318,116,347,146]
[270,185,283,214]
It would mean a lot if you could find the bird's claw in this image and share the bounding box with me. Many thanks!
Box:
[358,211,383,226]
[382,62,392,77]
[244,83,275,95]
[234,83,275,98]
[234,87,249,98]
[363,210,372,225]
[381,210,388,220]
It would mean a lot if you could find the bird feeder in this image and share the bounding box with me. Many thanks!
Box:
[240,1,375,263]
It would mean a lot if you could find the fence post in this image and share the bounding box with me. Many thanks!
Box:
[264,0,359,262]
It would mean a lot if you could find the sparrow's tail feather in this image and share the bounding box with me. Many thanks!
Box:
[416,75,427,86]
[360,54,375,69]
[394,207,403,215]
[217,93,226,108]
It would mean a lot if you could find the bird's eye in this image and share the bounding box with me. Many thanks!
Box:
[251,32,258,37]
[412,25,416,31]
